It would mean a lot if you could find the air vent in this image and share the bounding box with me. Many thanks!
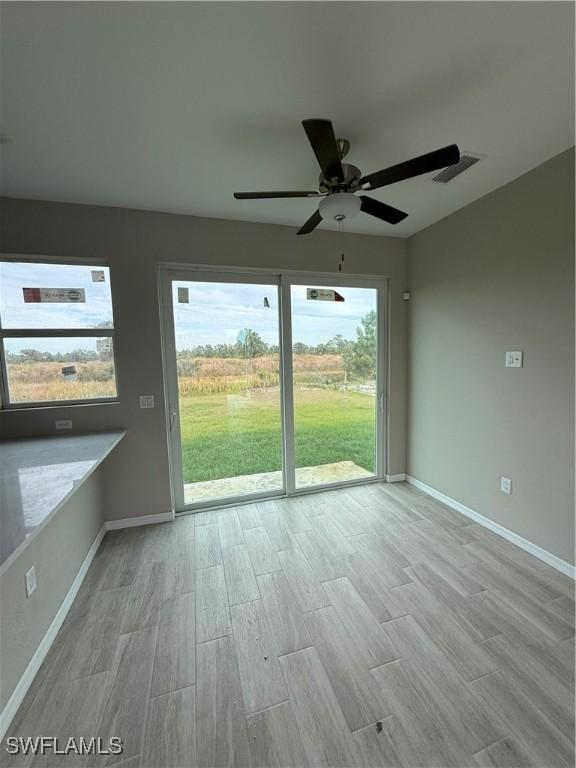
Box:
[431,153,481,183]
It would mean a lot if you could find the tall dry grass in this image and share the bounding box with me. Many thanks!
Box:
[178,372,280,396]
[9,379,117,402]
[7,353,347,402]
[176,354,345,395]
[177,354,342,376]
[7,359,116,402]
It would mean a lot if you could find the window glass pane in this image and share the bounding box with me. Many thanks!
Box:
[0,262,113,329]
[291,285,378,488]
[4,337,117,403]
[172,281,283,504]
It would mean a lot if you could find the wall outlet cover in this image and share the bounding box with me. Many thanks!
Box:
[25,566,37,597]
[55,420,72,430]
[505,351,523,368]
[139,394,155,409]
[500,476,512,495]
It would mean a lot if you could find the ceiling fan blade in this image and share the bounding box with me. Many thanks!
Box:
[360,144,460,191]
[360,195,408,225]
[302,119,344,183]
[297,209,322,235]
[234,191,321,199]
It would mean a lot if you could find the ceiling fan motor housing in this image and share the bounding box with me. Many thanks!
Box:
[319,162,362,193]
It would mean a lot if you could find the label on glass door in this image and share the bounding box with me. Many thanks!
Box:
[306,288,345,302]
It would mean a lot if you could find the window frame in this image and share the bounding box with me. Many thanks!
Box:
[0,255,120,409]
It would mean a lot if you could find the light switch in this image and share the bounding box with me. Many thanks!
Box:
[25,566,37,597]
[500,476,512,495]
[139,395,155,409]
[505,351,523,368]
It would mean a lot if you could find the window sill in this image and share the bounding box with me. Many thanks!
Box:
[0,399,121,412]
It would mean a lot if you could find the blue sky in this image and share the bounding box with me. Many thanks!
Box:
[1,263,377,353]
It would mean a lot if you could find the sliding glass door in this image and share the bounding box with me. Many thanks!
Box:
[163,274,284,507]
[162,270,386,511]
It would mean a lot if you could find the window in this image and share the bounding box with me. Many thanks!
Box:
[0,260,118,406]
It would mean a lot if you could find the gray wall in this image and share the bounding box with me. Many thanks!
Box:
[0,201,408,520]
[407,148,575,564]
[0,470,103,712]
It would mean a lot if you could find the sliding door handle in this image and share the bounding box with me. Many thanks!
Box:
[379,392,385,413]
[170,408,177,432]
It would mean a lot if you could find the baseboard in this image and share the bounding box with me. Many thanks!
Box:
[406,475,575,580]
[0,525,106,739]
[104,511,174,531]
[385,473,406,482]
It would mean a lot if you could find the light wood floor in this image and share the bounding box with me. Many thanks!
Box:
[4,482,575,767]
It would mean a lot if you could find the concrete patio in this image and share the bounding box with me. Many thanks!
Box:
[183,460,373,504]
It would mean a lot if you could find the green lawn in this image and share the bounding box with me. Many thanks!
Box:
[179,387,375,483]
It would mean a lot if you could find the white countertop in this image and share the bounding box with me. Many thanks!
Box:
[0,431,125,569]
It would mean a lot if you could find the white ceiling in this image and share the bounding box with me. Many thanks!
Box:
[1,2,574,237]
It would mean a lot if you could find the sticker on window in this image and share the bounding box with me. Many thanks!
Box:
[61,365,78,381]
[22,288,86,303]
[91,270,106,283]
[178,287,189,304]
[306,288,345,302]
[96,338,112,355]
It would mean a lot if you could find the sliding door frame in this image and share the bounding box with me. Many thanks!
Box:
[283,273,387,496]
[159,264,388,513]
[160,268,286,513]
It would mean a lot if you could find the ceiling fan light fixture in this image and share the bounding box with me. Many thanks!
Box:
[319,192,361,221]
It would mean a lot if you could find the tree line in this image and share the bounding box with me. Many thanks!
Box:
[6,347,111,364]
[178,310,377,379]
[7,311,378,379]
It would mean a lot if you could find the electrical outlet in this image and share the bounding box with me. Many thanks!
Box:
[500,476,512,495]
[55,419,72,430]
[139,395,155,409]
[25,566,37,597]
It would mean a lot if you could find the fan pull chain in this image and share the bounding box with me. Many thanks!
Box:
[338,218,344,272]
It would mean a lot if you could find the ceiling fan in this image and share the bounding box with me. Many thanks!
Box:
[234,119,460,234]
